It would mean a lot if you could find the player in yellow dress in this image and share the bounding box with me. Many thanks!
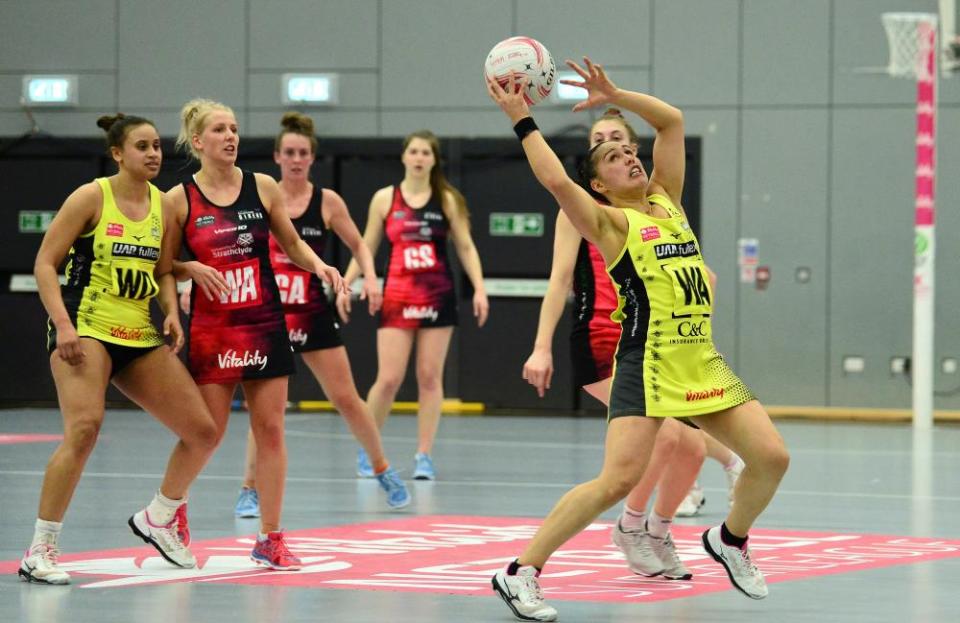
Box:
[21,113,218,585]
[487,59,789,620]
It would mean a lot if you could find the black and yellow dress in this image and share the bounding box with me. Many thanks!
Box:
[606,193,753,419]
[48,178,164,372]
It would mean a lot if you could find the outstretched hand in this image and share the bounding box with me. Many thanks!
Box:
[316,263,349,295]
[486,73,532,123]
[560,57,618,112]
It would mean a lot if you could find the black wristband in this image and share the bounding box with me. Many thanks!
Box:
[513,117,538,141]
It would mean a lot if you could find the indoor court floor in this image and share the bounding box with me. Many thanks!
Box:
[1,407,958,622]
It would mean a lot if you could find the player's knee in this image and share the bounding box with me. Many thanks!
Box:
[376,373,404,396]
[416,367,443,393]
[654,424,680,456]
[756,439,790,478]
[598,472,641,503]
[64,418,102,455]
[189,417,220,451]
[251,419,285,451]
[678,428,707,464]
[329,390,364,416]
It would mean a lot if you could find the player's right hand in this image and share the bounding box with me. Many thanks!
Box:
[336,291,352,324]
[56,324,84,366]
[185,260,228,302]
[522,348,554,398]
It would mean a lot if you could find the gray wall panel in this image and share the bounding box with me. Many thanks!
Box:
[0,111,123,137]
[932,107,960,408]
[247,110,378,137]
[117,0,246,110]
[833,0,937,105]
[651,0,740,105]
[247,72,378,108]
[743,0,830,105]
[685,109,740,365]
[738,109,829,405]
[516,0,651,68]
[0,0,116,71]
[830,108,914,407]
[380,0,513,107]
[0,74,116,110]
[249,0,379,70]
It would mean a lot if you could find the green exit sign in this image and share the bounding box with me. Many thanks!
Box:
[19,211,55,233]
[490,212,544,237]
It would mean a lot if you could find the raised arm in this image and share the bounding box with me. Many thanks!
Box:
[486,75,624,260]
[522,212,581,397]
[443,191,488,327]
[337,186,389,322]
[563,57,685,204]
[256,173,345,293]
[34,182,101,365]
[323,188,382,315]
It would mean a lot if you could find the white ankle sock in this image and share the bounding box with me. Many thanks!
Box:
[146,491,184,526]
[32,518,63,548]
[647,510,672,538]
[725,454,744,471]
[619,505,647,532]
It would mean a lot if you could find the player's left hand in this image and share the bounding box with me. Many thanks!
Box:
[361,275,382,315]
[473,289,489,328]
[561,56,618,112]
[163,314,185,354]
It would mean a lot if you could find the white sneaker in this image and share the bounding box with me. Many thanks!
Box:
[725,456,745,506]
[675,482,705,517]
[648,532,692,580]
[128,506,196,568]
[611,521,664,576]
[701,526,768,599]
[492,565,558,622]
[18,536,70,585]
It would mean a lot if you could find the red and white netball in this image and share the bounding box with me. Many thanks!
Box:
[484,36,556,105]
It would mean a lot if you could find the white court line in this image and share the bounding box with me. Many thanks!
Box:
[283,428,960,457]
[0,469,959,502]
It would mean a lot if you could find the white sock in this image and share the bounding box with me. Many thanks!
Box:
[31,518,63,548]
[619,505,647,532]
[647,510,672,538]
[725,454,744,471]
[146,491,184,526]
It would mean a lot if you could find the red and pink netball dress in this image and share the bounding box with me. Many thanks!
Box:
[182,171,295,384]
[570,239,621,387]
[379,185,457,329]
[268,187,343,352]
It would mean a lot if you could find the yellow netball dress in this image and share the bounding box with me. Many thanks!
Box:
[606,193,753,419]
[49,178,164,351]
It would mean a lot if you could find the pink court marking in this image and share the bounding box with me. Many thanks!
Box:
[0,434,63,445]
[4,515,959,600]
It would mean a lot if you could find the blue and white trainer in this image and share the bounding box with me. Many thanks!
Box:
[375,467,411,509]
[234,487,260,518]
[356,448,375,478]
[413,452,436,480]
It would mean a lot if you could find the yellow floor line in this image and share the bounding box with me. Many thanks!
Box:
[288,401,959,422]
[295,398,485,414]
[767,406,960,422]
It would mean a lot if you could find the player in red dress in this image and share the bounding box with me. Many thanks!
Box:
[168,99,345,571]
[338,131,488,480]
[228,112,409,514]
